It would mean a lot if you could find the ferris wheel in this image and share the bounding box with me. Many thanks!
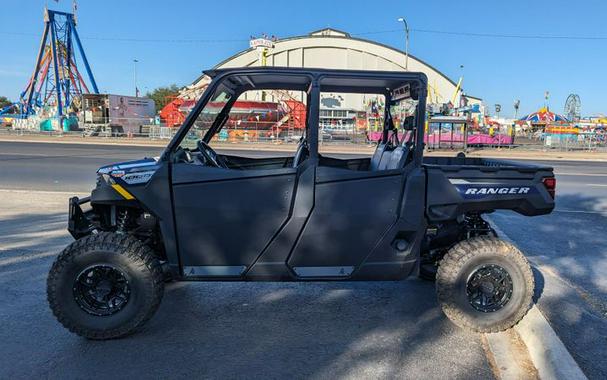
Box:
[564,94,581,122]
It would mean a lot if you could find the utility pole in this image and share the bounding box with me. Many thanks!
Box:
[397,17,409,71]
[133,59,139,97]
[452,65,464,105]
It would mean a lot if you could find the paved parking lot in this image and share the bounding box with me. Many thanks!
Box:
[4,140,607,378]
[0,190,493,379]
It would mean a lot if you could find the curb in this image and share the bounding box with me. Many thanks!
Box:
[484,329,538,380]
[486,217,588,380]
[515,307,587,380]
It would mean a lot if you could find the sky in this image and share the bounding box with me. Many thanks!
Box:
[1,0,605,117]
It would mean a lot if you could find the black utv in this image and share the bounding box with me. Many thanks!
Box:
[47,68,556,339]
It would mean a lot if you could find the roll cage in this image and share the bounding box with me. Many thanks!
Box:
[161,67,428,164]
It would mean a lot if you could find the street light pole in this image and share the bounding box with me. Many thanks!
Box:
[133,59,139,97]
[397,17,409,71]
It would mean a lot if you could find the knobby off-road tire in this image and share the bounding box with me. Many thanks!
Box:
[436,236,534,333]
[47,232,164,340]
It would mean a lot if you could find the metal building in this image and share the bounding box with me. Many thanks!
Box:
[187,28,481,109]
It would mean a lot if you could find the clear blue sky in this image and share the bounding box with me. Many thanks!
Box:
[1,0,605,116]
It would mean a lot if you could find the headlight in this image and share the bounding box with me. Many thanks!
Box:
[96,173,113,186]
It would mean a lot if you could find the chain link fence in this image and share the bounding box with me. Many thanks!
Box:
[3,116,607,152]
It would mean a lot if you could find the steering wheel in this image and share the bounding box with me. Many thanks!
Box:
[196,140,228,168]
[174,147,193,163]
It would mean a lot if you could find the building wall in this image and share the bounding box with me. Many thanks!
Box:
[181,29,481,118]
[206,29,481,109]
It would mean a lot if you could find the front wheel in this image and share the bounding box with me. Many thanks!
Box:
[436,236,534,333]
[47,232,165,339]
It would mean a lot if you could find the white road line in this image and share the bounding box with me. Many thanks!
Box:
[486,217,588,380]
[586,183,607,187]
[0,189,88,196]
[554,209,605,215]
[556,172,607,177]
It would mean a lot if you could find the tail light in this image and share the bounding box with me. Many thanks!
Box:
[542,177,556,199]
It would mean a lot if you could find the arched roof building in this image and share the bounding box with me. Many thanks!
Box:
[188,28,481,107]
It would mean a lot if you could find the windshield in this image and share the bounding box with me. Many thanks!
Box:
[179,89,232,150]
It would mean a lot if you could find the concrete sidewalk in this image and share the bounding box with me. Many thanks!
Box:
[1,133,607,162]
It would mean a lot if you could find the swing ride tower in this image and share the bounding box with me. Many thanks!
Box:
[19,8,98,118]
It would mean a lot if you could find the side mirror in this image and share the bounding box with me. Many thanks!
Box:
[402,116,415,131]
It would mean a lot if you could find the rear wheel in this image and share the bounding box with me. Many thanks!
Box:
[436,236,534,333]
[47,232,164,339]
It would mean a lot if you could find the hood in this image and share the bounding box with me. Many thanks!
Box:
[97,157,160,185]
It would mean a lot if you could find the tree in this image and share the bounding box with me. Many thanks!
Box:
[0,96,13,110]
[145,85,181,113]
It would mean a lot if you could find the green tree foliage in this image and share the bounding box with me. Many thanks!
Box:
[145,85,181,113]
[0,96,13,110]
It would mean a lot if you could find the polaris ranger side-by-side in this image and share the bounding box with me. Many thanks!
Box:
[47,68,556,339]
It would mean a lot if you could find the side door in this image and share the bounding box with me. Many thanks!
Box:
[286,82,426,280]
[171,163,297,277]
[286,166,405,278]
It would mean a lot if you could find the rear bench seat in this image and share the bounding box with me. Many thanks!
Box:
[370,143,408,171]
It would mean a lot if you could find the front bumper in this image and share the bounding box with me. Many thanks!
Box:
[68,196,95,239]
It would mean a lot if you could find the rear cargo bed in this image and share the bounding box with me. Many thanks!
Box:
[423,156,555,221]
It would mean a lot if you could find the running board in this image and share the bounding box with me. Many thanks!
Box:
[292,266,355,277]
[183,265,247,277]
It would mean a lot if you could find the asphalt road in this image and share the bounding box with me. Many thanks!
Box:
[1,140,606,378]
[0,141,494,378]
[0,141,363,192]
[489,159,607,379]
[0,141,165,192]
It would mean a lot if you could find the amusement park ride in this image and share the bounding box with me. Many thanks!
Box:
[564,94,581,122]
[159,37,308,138]
[0,6,98,122]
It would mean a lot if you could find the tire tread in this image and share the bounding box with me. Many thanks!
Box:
[47,232,164,340]
[436,236,534,333]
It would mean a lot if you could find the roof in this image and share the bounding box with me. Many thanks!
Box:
[211,30,457,87]
[519,107,569,123]
[429,116,470,124]
[197,29,481,103]
[308,28,351,37]
[204,67,428,94]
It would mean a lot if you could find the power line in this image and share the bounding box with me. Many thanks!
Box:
[353,28,607,41]
[1,27,607,43]
[0,30,247,43]
[82,36,248,43]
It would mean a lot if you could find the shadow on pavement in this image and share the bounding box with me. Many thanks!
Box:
[0,210,493,379]
[531,266,544,304]
[491,193,607,379]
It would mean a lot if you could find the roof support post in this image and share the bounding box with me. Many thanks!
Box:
[307,77,320,160]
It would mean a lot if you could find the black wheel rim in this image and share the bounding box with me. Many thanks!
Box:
[466,264,513,313]
[73,265,131,316]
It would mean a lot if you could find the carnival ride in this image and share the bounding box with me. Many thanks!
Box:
[564,94,581,122]
[159,82,307,140]
[519,107,568,125]
[14,8,98,121]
